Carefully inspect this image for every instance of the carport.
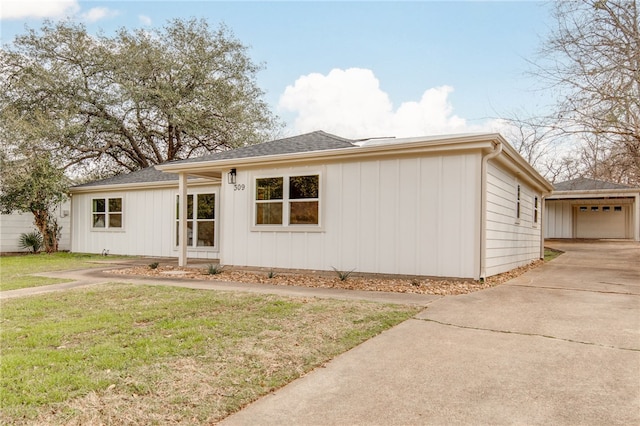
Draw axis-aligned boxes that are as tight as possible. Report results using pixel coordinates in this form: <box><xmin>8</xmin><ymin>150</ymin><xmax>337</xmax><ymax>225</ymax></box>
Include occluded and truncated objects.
<box><xmin>545</xmin><ymin>178</ymin><xmax>640</xmax><ymax>241</ymax></box>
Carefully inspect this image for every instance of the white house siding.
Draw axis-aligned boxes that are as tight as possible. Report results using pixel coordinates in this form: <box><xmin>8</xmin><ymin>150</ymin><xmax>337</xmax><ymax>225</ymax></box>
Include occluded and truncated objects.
<box><xmin>485</xmin><ymin>161</ymin><xmax>542</xmax><ymax>276</ymax></box>
<box><xmin>71</xmin><ymin>185</ymin><xmax>219</xmax><ymax>259</ymax></box>
<box><xmin>544</xmin><ymin>200</ymin><xmax>573</xmax><ymax>239</ymax></box>
<box><xmin>0</xmin><ymin>201</ymin><xmax>71</xmax><ymax>252</ymax></box>
<box><xmin>220</xmin><ymin>152</ymin><xmax>482</xmax><ymax>279</ymax></box>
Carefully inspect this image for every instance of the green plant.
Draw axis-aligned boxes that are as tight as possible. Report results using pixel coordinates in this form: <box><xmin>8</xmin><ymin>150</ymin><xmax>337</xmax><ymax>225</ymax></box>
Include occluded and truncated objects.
<box><xmin>148</xmin><ymin>262</ymin><xmax>159</xmax><ymax>269</ymax></box>
<box><xmin>18</xmin><ymin>231</ymin><xmax>43</xmax><ymax>253</ymax></box>
<box><xmin>332</xmin><ymin>267</ymin><xmax>355</xmax><ymax>281</ymax></box>
<box><xmin>267</xmin><ymin>269</ymin><xmax>277</xmax><ymax>279</ymax></box>
<box><xmin>207</xmin><ymin>264</ymin><xmax>224</xmax><ymax>275</ymax></box>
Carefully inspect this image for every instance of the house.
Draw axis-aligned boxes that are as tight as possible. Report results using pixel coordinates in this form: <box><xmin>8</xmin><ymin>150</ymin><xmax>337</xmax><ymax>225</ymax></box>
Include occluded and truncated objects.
<box><xmin>544</xmin><ymin>178</ymin><xmax>640</xmax><ymax>241</ymax></box>
<box><xmin>0</xmin><ymin>201</ymin><xmax>72</xmax><ymax>253</ymax></box>
<box><xmin>70</xmin><ymin>131</ymin><xmax>553</xmax><ymax>280</ymax></box>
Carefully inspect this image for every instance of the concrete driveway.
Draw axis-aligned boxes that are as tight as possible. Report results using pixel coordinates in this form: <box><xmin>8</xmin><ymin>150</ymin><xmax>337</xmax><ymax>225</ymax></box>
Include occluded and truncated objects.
<box><xmin>222</xmin><ymin>241</ymin><xmax>640</xmax><ymax>425</ymax></box>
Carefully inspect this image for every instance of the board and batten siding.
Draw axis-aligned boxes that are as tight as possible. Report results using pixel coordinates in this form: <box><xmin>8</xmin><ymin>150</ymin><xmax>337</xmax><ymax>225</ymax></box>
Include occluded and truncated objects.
<box><xmin>71</xmin><ymin>185</ymin><xmax>219</xmax><ymax>259</ymax></box>
<box><xmin>544</xmin><ymin>200</ymin><xmax>573</xmax><ymax>239</ymax></box>
<box><xmin>220</xmin><ymin>152</ymin><xmax>482</xmax><ymax>279</ymax></box>
<box><xmin>485</xmin><ymin>161</ymin><xmax>542</xmax><ymax>276</ymax></box>
<box><xmin>0</xmin><ymin>201</ymin><xmax>71</xmax><ymax>252</ymax></box>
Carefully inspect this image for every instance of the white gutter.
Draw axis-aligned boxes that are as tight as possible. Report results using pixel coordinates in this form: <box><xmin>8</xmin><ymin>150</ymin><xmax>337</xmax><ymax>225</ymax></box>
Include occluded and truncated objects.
<box><xmin>68</xmin><ymin>177</ymin><xmax>220</xmax><ymax>194</ymax></box>
<box><xmin>479</xmin><ymin>140</ymin><xmax>503</xmax><ymax>280</ymax></box>
<box><xmin>156</xmin><ymin>135</ymin><xmax>500</xmax><ymax>174</ymax></box>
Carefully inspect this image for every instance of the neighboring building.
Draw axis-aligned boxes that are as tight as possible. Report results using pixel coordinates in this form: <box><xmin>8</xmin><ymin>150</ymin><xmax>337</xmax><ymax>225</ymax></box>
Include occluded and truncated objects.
<box><xmin>0</xmin><ymin>201</ymin><xmax>72</xmax><ymax>253</ymax></box>
<box><xmin>70</xmin><ymin>131</ymin><xmax>553</xmax><ymax>280</ymax></box>
<box><xmin>544</xmin><ymin>178</ymin><xmax>640</xmax><ymax>241</ymax></box>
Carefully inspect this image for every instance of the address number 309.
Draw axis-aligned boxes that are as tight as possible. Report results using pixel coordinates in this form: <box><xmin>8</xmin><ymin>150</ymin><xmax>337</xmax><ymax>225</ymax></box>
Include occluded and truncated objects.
<box><xmin>233</xmin><ymin>184</ymin><xmax>245</xmax><ymax>191</ymax></box>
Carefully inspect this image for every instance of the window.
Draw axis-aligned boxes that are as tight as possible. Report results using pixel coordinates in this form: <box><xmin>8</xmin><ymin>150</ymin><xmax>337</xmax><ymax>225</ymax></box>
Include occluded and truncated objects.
<box><xmin>255</xmin><ymin>174</ymin><xmax>320</xmax><ymax>227</ymax></box>
<box><xmin>92</xmin><ymin>197</ymin><xmax>122</xmax><ymax>229</ymax></box>
<box><xmin>516</xmin><ymin>184</ymin><xmax>521</xmax><ymax>220</ymax></box>
<box><xmin>533</xmin><ymin>196</ymin><xmax>539</xmax><ymax>224</ymax></box>
<box><xmin>614</xmin><ymin>206</ymin><xmax>622</xmax><ymax>212</ymax></box>
<box><xmin>176</xmin><ymin>193</ymin><xmax>215</xmax><ymax>247</ymax></box>
<box><xmin>580</xmin><ymin>206</ymin><xmax>587</xmax><ymax>212</ymax></box>
<box><xmin>256</xmin><ymin>178</ymin><xmax>283</xmax><ymax>225</ymax></box>
<box><xmin>591</xmin><ymin>206</ymin><xmax>599</xmax><ymax>212</ymax></box>
<box><xmin>603</xmin><ymin>206</ymin><xmax>611</xmax><ymax>212</ymax></box>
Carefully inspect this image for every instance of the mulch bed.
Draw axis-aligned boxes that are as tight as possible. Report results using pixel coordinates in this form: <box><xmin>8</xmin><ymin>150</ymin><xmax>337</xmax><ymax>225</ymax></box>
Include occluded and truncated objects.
<box><xmin>109</xmin><ymin>260</ymin><xmax>543</xmax><ymax>296</ymax></box>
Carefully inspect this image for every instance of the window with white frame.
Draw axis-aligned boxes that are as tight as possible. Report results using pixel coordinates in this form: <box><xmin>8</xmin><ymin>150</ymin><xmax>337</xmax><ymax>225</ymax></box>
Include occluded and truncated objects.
<box><xmin>255</xmin><ymin>174</ymin><xmax>320</xmax><ymax>226</ymax></box>
<box><xmin>176</xmin><ymin>193</ymin><xmax>215</xmax><ymax>247</ymax></box>
<box><xmin>92</xmin><ymin>197</ymin><xmax>122</xmax><ymax>229</ymax></box>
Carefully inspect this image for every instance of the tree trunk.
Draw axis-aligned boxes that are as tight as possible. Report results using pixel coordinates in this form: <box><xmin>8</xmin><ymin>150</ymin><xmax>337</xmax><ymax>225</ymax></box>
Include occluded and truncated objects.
<box><xmin>32</xmin><ymin>209</ymin><xmax>56</xmax><ymax>253</ymax></box>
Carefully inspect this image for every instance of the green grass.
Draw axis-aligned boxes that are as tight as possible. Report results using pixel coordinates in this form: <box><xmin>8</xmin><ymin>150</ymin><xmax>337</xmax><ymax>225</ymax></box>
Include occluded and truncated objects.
<box><xmin>0</xmin><ymin>252</ymin><xmax>126</xmax><ymax>291</ymax></box>
<box><xmin>544</xmin><ymin>247</ymin><xmax>564</xmax><ymax>262</ymax></box>
<box><xmin>0</xmin><ymin>283</ymin><xmax>419</xmax><ymax>424</ymax></box>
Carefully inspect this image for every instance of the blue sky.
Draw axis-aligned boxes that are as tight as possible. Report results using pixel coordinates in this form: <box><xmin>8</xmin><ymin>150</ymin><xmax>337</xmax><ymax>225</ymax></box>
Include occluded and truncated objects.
<box><xmin>1</xmin><ymin>1</ymin><xmax>554</xmax><ymax>138</ymax></box>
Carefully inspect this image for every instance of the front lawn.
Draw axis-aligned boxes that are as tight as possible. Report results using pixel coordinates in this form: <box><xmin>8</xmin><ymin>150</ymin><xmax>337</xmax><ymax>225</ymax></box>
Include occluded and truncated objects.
<box><xmin>0</xmin><ymin>283</ymin><xmax>419</xmax><ymax>424</ymax></box>
<box><xmin>0</xmin><ymin>252</ymin><xmax>124</xmax><ymax>291</ymax></box>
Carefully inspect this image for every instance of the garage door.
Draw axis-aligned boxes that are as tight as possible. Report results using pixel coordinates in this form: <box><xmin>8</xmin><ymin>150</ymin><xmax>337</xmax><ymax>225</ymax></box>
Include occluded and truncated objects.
<box><xmin>576</xmin><ymin>205</ymin><xmax>628</xmax><ymax>239</ymax></box>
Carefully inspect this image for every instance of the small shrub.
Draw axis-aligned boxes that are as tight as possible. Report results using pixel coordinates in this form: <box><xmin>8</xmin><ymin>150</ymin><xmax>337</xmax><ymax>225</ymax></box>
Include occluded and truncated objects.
<box><xmin>207</xmin><ymin>264</ymin><xmax>224</xmax><ymax>275</ymax></box>
<box><xmin>148</xmin><ymin>262</ymin><xmax>159</xmax><ymax>269</ymax></box>
<box><xmin>332</xmin><ymin>266</ymin><xmax>355</xmax><ymax>281</ymax></box>
<box><xmin>18</xmin><ymin>231</ymin><xmax>43</xmax><ymax>253</ymax></box>
<box><xmin>411</xmin><ymin>279</ymin><xmax>421</xmax><ymax>287</ymax></box>
<box><xmin>267</xmin><ymin>269</ymin><xmax>277</xmax><ymax>279</ymax></box>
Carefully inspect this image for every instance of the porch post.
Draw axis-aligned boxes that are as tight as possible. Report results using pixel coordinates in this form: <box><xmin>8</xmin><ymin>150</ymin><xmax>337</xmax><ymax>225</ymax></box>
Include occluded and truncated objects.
<box><xmin>178</xmin><ymin>172</ymin><xmax>188</xmax><ymax>267</ymax></box>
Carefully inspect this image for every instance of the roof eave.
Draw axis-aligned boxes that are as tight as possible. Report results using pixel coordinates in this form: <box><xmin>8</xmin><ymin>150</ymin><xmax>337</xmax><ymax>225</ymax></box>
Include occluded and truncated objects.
<box><xmin>156</xmin><ymin>134</ymin><xmax>503</xmax><ymax>175</ymax></box>
<box><xmin>69</xmin><ymin>177</ymin><xmax>220</xmax><ymax>194</ymax></box>
<box><xmin>547</xmin><ymin>188</ymin><xmax>640</xmax><ymax>199</ymax></box>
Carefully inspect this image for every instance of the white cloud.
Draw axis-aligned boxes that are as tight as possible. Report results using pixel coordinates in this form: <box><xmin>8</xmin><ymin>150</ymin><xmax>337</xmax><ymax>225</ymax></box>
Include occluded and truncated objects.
<box><xmin>139</xmin><ymin>15</ymin><xmax>152</xmax><ymax>26</ymax></box>
<box><xmin>81</xmin><ymin>7</ymin><xmax>118</xmax><ymax>23</ymax></box>
<box><xmin>279</xmin><ymin>67</ymin><xmax>503</xmax><ymax>139</ymax></box>
<box><xmin>0</xmin><ymin>0</ymin><xmax>80</xmax><ymax>20</ymax></box>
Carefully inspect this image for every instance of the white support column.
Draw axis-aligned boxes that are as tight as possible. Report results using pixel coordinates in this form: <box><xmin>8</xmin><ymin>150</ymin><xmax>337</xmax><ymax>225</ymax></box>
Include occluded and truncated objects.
<box><xmin>635</xmin><ymin>192</ymin><xmax>640</xmax><ymax>242</ymax></box>
<box><xmin>178</xmin><ymin>172</ymin><xmax>188</xmax><ymax>267</ymax></box>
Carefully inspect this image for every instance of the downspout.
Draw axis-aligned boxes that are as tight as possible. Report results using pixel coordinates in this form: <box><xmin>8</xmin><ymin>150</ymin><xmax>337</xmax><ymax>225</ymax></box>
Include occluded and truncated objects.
<box><xmin>540</xmin><ymin>195</ymin><xmax>546</xmax><ymax>259</ymax></box>
<box><xmin>480</xmin><ymin>141</ymin><xmax>503</xmax><ymax>280</ymax></box>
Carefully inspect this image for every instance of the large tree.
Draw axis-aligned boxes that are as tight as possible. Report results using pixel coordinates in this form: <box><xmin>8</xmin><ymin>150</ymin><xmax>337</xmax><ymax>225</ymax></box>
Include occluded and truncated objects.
<box><xmin>0</xmin><ymin>18</ymin><xmax>281</xmax><ymax>176</ymax></box>
<box><xmin>525</xmin><ymin>0</ymin><xmax>640</xmax><ymax>185</ymax></box>
<box><xmin>0</xmin><ymin>149</ymin><xmax>68</xmax><ymax>253</ymax></box>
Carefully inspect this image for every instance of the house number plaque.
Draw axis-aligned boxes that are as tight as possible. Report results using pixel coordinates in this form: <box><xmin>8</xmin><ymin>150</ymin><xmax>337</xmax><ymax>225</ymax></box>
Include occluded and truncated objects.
<box><xmin>233</xmin><ymin>184</ymin><xmax>245</xmax><ymax>191</ymax></box>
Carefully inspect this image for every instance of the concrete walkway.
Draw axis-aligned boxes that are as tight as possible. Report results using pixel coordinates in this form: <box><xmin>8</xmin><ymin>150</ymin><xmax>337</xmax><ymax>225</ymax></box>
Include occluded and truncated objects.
<box><xmin>221</xmin><ymin>241</ymin><xmax>640</xmax><ymax>425</ymax></box>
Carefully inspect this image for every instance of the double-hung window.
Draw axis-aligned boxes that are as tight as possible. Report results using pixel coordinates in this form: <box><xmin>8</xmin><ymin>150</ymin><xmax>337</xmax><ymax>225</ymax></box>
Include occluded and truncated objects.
<box><xmin>92</xmin><ymin>197</ymin><xmax>122</xmax><ymax>229</ymax></box>
<box><xmin>176</xmin><ymin>193</ymin><xmax>216</xmax><ymax>247</ymax></box>
<box><xmin>255</xmin><ymin>174</ymin><xmax>320</xmax><ymax>227</ymax></box>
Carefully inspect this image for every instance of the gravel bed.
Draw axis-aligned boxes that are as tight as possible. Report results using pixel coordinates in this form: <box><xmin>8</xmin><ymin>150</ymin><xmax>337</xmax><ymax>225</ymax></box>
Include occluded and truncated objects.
<box><xmin>109</xmin><ymin>260</ymin><xmax>543</xmax><ymax>296</ymax></box>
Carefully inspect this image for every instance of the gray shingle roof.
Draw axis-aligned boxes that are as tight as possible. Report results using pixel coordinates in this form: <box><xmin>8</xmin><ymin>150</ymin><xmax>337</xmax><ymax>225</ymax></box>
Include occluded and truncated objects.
<box><xmin>72</xmin><ymin>131</ymin><xmax>355</xmax><ymax>188</ymax></box>
<box><xmin>554</xmin><ymin>178</ymin><xmax>633</xmax><ymax>191</ymax></box>
<box><xmin>166</xmin><ymin>130</ymin><xmax>355</xmax><ymax>165</ymax></box>
<box><xmin>72</xmin><ymin>166</ymin><xmax>178</xmax><ymax>188</ymax></box>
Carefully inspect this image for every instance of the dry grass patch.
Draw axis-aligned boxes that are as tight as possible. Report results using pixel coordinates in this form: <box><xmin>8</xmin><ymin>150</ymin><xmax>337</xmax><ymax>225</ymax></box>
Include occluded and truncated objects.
<box><xmin>1</xmin><ymin>283</ymin><xmax>418</xmax><ymax>425</ymax></box>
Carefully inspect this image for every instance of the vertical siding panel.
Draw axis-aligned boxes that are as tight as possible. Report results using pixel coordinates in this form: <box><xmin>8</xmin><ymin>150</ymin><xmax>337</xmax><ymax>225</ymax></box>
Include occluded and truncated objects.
<box><xmin>357</xmin><ymin>161</ymin><xmax>378</xmax><ymax>273</ymax></box>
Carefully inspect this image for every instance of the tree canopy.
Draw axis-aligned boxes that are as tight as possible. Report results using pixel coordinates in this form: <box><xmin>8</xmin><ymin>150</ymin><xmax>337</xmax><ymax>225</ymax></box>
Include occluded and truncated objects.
<box><xmin>521</xmin><ymin>0</ymin><xmax>640</xmax><ymax>184</ymax></box>
<box><xmin>0</xmin><ymin>18</ymin><xmax>281</xmax><ymax>177</ymax></box>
